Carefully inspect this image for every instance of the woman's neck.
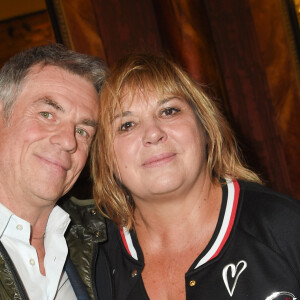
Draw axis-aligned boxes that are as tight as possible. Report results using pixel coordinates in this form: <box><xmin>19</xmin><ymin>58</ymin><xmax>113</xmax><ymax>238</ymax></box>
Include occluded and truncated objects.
<box><xmin>133</xmin><ymin>179</ymin><xmax>222</xmax><ymax>248</ymax></box>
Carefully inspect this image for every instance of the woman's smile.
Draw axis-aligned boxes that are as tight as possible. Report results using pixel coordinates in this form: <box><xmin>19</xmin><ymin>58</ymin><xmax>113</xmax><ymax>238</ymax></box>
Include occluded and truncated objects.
<box><xmin>142</xmin><ymin>152</ymin><xmax>177</xmax><ymax>168</ymax></box>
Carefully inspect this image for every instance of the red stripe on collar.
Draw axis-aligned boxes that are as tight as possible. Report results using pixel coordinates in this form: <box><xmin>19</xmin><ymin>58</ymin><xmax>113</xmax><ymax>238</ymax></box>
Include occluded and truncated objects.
<box><xmin>210</xmin><ymin>180</ymin><xmax>240</xmax><ymax>260</ymax></box>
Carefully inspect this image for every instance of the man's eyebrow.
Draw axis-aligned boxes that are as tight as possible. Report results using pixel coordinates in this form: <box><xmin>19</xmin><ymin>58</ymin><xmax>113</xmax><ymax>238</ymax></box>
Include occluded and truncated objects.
<box><xmin>37</xmin><ymin>97</ymin><xmax>98</xmax><ymax>128</ymax></box>
<box><xmin>37</xmin><ymin>97</ymin><xmax>65</xmax><ymax>112</ymax></box>
<box><xmin>81</xmin><ymin>119</ymin><xmax>98</xmax><ymax>129</ymax></box>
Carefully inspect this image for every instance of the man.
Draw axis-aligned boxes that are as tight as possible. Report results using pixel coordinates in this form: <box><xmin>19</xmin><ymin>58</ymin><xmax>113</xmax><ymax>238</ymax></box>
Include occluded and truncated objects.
<box><xmin>0</xmin><ymin>44</ymin><xmax>106</xmax><ymax>299</ymax></box>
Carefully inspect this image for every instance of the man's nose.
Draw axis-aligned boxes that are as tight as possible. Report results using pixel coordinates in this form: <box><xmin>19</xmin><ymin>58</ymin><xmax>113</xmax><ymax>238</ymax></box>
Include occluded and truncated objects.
<box><xmin>50</xmin><ymin>125</ymin><xmax>77</xmax><ymax>153</ymax></box>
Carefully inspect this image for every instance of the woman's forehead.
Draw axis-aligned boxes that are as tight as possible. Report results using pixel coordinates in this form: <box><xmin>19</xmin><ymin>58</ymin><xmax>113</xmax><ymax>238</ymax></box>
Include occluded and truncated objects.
<box><xmin>119</xmin><ymin>86</ymin><xmax>185</xmax><ymax>107</ymax></box>
<box><xmin>118</xmin><ymin>88</ymin><xmax>153</xmax><ymax>108</ymax></box>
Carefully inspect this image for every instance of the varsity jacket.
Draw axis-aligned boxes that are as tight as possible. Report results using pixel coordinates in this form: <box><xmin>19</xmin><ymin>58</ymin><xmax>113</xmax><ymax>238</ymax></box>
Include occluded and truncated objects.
<box><xmin>0</xmin><ymin>197</ymin><xmax>107</xmax><ymax>300</ymax></box>
<box><xmin>95</xmin><ymin>180</ymin><xmax>300</xmax><ymax>300</ymax></box>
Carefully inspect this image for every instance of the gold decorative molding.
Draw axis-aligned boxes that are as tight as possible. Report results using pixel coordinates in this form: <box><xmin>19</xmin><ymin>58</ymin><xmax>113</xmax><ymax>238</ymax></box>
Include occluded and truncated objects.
<box><xmin>294</xmin><ymin>0</ymin><xmax>300</xmax><ymax>25</ymax></box>
<box><xmin>46</xmin><ymin>0</ymin><xmax>106</xmax><ymax>58</ymax></box>
<box><xmin>50</xmin><ymin>0</ymin><xmax>74</xmax><ymax>49</ymax></box>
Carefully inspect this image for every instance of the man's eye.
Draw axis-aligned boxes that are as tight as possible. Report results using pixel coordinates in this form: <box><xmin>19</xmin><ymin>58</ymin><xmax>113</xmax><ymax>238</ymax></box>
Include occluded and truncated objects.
<box><xmin>40</xmin><ymin>112</ymin><xmax>53</xmax><ymax>119</ymax></box>
<box><xmin>161</xmin><ymin>107</ymin><xmax>180</xmax><ymax>116</ymax></box>
<box><xmin>76</xmin><ymin>128</ymin><xmax>88</xmax><ymax>137</ymax></box>
<box><xmin>120</xmin><ymin>121</ymin><xmax>134</xmax><ymax>131</ymax></box>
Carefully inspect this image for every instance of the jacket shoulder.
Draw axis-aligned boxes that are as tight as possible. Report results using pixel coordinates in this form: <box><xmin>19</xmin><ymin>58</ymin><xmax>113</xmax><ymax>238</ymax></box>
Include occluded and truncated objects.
<box><xmin>237</xmin><ymin>181</ymin><xmax>300</xmax><ymax>276</ymax></box>
<box><xmin>60</xmin><ymin>197</ymin><xmax>107</xmax><ymax>300</ymax></box>
<box><xmin>61</xmin><ymin>196</ymin><xmax>107</xmax><ymax>243</ymax></box>
<box><xmin>238</xmin><ymin>181</ymin><xmax>300</xmax><ymax>223</ymax></box>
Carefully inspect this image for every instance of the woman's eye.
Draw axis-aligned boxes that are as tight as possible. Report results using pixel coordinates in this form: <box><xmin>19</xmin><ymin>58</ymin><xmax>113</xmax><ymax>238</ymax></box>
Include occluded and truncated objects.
<box><xmin>120</xmin><ymin>121</ymin><xmax>134</xmax><ymax>131</ymax></box>
<box><xmin>40</xmin><ymin>112</ymin><xmax>53</xmax><ymax>119</ymax></box>
<box><xmin>76</xmin><ymin>128</ymin><xmax>88</xmax><ymax>137</ymax></box>
<box><xmin>161</xmin><ymin>107</ymin><xmax>180</xmax><ymax>116</ymax></box>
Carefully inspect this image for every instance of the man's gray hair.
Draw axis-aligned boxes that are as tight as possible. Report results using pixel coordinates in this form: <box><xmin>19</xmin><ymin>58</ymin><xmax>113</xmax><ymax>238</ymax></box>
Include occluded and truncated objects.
<box><xmin>0</xmin><ymin>43</ymin><xmax>107</xmax><ymax>119</ymax></box>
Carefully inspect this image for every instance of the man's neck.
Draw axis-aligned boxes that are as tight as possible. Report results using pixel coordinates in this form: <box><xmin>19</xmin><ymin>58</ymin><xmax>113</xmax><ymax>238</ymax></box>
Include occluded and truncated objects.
<box><xmin>0</xmin><ymin>188</ymin><xmax>55</xmax><ymax>225</ymax></box>
<box><xmin>0</xmin><ymin>189</ymin><xmax>56</xmax><ymax>267</ymax></box>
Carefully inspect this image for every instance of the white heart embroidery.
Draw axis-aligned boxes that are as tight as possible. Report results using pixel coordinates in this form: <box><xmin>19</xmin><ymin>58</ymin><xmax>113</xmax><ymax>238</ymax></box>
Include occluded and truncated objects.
<box><xmin>222</xmin><ymin>260</ymin><xmax>247</xmax><ymax>297</ymax></box>
<box><xmin>265</xmin><ymin>291</ymin><xmax>297</xmax><ymax>300</ymax></box>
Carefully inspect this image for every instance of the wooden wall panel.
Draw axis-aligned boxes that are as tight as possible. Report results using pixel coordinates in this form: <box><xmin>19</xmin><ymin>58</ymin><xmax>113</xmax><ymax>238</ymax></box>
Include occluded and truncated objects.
<box><xmin>152</xmin><ymin>1</ymin><xmax>218</xmax><ymax>83</ymax></box>
<box><xmin>90</xmin><ymin>0</ymin><xmax>163</xmax><ymax>65</ymax></box>
<box><xmin>45</xmin><ymin>0</ymin><xmax>299</xmax><ymax>199</ymax></box>
<box><xmin>47</xmin><ymin>0</ymin><xmax>105</xmax><ymax>58</ymax></box>
<box><xmin>0</xmin><ymin>11</ymin><xmax>55</xmax><ymax>68</ymax></box>
<box><xmin>202</xmin><ymin>0</ymin><xmax>293</xmax><ymax>194</ymax></box>
<box><xmin>152</xmin><ymin>0</ymin><xmax>230</xmax><ymax>115</ymax></box>
<box><xmin>250</xmin><ymin>0</ymin><xmax>300</xmax><ymax>198</ymax></box>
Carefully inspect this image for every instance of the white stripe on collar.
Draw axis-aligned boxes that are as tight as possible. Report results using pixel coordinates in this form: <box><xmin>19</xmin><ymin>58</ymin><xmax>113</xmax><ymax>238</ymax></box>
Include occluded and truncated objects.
<box><xmin>194</xmin><ymin>179</ymin><xmax>240</xmax><ymax>268</ymax></box>
<box><xmin>120</xmin><ymin>226</ymin><xmax>138</xmax><ymax>260</ymax></box>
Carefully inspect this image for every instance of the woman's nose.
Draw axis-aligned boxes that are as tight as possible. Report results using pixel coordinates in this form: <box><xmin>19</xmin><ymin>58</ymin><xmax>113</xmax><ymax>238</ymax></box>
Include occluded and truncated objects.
<box><xmin>142</xmin><ymin>121</ymin><xmax>167</xmax><ymax>146</ymax></box>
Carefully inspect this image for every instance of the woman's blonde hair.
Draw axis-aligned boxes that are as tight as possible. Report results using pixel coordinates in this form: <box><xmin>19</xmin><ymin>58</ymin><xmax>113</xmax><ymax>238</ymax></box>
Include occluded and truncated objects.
<box><xmin>91</xmin><ymin>53</ymin><xmax>261</xmax><ymax>229</ymax></box>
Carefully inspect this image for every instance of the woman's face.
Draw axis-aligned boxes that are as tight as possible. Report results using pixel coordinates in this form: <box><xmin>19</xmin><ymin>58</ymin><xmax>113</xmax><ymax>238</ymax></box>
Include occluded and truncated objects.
<box><xmin>112</xmin><ymin>90</ymin><xmax>208</xmax><ymax>202</ymax></box>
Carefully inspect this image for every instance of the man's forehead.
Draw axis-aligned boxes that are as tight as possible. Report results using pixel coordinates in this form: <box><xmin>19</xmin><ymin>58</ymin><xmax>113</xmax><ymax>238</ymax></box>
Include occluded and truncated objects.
<box><xmin>16</xmin><ymin>65</ymin><xmax>98</xmax><ymax>110</ymax></box>
<box><xmin>26</xmin><ymin>64</ymin><xmax>69</xmax><ymax>80</ymax></box>
<box><xmin>22</xmin><ymin>65</ymin><xmax>97</xmax><ymax>99</ymax></box>
<box><xmin>26</xmin><ymin>64</ymin><xmax>93</xmax><ymax>87</ymax></box>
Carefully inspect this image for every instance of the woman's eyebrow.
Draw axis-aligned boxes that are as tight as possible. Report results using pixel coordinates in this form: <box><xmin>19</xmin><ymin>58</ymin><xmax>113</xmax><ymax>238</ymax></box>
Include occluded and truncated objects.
<box><xmin>112</xmin><ymin>97</ymin><xmax>181</xmax><ymax>121</ymax></box>
<box><xmin>157</xmin><ymin>97</ymin><xmax>182</xmax><ymax>106</ymax></box>
<box><xmin>158</xmin><ymin>98</ymin><xmax>171</xmax><ymax>105</ymax></box>
<box><xmin>113</xmin><ymin>110</ymin><xmax>132</xmax><ymax>121</ymax></box>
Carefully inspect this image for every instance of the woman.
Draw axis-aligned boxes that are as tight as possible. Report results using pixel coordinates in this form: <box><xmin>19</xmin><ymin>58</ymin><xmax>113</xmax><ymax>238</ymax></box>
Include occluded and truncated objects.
<box><xmin>91</xmin><ymin>54</ymin><xmax>300</xmax><ymax>300</ymax></box>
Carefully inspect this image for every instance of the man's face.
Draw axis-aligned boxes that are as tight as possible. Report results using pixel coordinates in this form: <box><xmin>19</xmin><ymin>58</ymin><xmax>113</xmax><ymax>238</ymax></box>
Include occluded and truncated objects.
<box><xmin>0</xmin><ymin>65</ymin><xmax>99</xmax><ymax>210</ymax></box>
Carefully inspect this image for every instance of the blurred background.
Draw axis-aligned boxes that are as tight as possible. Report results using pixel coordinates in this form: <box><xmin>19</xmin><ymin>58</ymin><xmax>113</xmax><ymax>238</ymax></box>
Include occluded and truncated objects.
<box><xmin>0</xmin><ymin>0</ymin><xmax>299</xmax><ymax>200</ymax></box>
